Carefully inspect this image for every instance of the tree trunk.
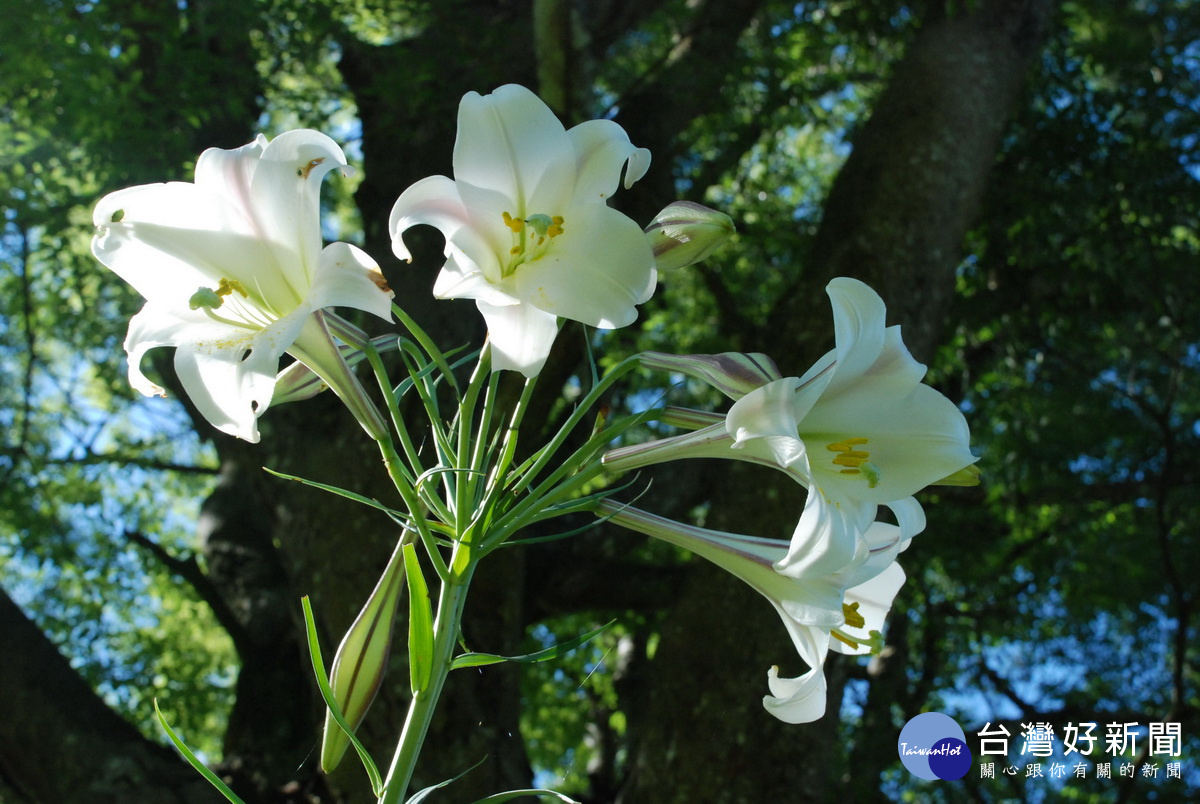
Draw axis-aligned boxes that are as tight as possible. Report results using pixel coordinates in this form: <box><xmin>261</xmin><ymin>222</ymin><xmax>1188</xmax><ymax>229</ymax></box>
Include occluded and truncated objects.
<box><xmin>0</xmin><ymin>588</ymin><xmax>218</xmax><ymax>803</ymax></box>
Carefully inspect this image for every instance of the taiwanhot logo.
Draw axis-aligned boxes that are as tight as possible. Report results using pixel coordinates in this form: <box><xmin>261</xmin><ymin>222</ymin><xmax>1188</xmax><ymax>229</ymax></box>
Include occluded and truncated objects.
<box><xmin>897</xmin><ymin>712</ymin><xmax>973</xmax><ymax>780</ymax></box>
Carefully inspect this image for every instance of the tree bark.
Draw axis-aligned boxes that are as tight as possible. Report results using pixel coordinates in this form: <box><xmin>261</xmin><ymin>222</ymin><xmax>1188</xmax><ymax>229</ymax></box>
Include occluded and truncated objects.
<box><xmin>0</xmin><ymin>588</ymin><xmax>217</xmax><ymax>803</ymax></box>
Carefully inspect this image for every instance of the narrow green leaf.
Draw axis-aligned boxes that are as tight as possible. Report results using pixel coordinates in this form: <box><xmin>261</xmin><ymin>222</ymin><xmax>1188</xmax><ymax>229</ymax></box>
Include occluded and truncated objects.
<box><xmin>263</xmin><ymin>468</ymin><xmax>406</xmax><ymax>519</ymax></box>
<box><xmin>154</xmin><ymin>699</ymin><xmax>247</xmax><ymax>804</ymax></box>
<box><xmin>450</xmin><ymin>620</ymin><xmax>616</xmax><ymax>670</ymax></box>
<box><xmin>402</xmin><ymin>756</ymin><xmax>487</xmax><ymax>804</ymax></box>
<box><xmin>300</xmin><ymin>596</ymin><xmax>384</xmax><ymax>795</ymax></box>
<box><xmin>403</xmin><ymin>543</ymin><xmax>434</xmax><ymax>694</ymax></box>
<box><xmin>474</xmin><ymin>788</ymin><xmax>581</xmax><ymax>803</ymax></box>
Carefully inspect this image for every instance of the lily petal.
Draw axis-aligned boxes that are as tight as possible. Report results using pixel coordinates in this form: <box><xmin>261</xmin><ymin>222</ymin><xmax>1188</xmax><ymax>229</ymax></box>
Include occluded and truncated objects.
<box><xmin>453</xmin><ymin>84</ymin><xmax>575</xmax><ymax>207</ymax></box>
<box><xmin>476</xmin><ymin>299</ymin><xmax>561</xmax><ymax>376</ymax></box>
<box><xmin>826</xmin><ymin>277</ymin><xmax>889</xmax><ymax>382</ymax></box>
<box><xmin>171</xmin><ymin>303</ymin><xmax>313</xmax><ymax>442</ymax></box>
<box><xmin>511</xmin><ymin>203</ymin><xmax>656</xmax><ymax>328</ymax></box>
<box><xmin>309</xmin><ymin>242</ymin><xmax>394</xmax><ymax>322</ymax></box>
<box><xmin>727</xmin><ymin>378</ymin><xmax>809</xmax><ymax>466</ymax></box>
<box><xmin>764</xmin><ymin>658</ymin><xmax>829</xmax><ymax>724</ymax></box>
<box><xmin>773</xmin><ymin>490</ymin><xmax>872</xmax><ymax>580</ymax></box>
<box><xmin>568</xmin><ymin>118</ymin><xmax>651</xmax><ymax>198</ymax></box>
<box><xmin>389</xmin><ymin>175</ymin><xmax>470</xmax><ymax>261</ymax></box>
<box><xmin>93</xmin><ymin>183</ymin><xmax>293</xmax><ymax>310</ymax></box>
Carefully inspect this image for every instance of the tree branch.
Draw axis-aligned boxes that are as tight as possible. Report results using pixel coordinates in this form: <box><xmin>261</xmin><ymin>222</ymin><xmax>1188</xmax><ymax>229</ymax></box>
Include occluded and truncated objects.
<box><xmin>0</xmin><ymin>587</ymin><xmax>215</xmax><ymax>803</ymax></box>
<box><xmin>124</xmin><ymin>530</ymin><xmax>249</xmax><ymax>655</ymax></box>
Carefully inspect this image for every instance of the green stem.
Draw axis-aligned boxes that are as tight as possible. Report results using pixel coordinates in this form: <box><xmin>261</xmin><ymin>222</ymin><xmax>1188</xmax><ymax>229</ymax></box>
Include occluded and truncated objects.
<box><xmin>378</xmin><ymin>558</ymin><xmax>475</xmax><ymax>804</ymax></box>
<box><xmin>508</xmin><ymin>354</ymin><xmax>640</xmax><ymax>496</ymax></box>
<box><xmin>392</xmin><ymin>302</ymin><xmax>460</xmax><ymax>395</ymax></box>
<box><xmin>454</xmin><ymin>349</ymin><xmax>491</xmax><ymax>535</ymax></box>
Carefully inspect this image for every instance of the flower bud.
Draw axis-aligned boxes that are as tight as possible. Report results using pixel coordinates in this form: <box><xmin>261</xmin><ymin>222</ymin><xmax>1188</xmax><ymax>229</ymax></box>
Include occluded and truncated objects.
<box><xmin>271</xmin><ymin>359</ymin><xmax>330</xmax><ymax>405</ymax></box>
<box><xmin>320</xmin><ymin>539</ymin><xmax>407</xmax><ymax>773</ymax></box>
<box><xmin>641</xmin><ymin>350</ymin><xmax>782</xmax><ymax>400</ymax></box>
<box><xmin>644</xmin><ymin>200</ymin><xmax>735</xmax><ymax>270</ymax></box>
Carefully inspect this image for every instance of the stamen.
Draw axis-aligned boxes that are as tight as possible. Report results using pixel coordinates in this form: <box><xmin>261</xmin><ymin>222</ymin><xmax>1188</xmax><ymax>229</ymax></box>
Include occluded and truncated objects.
<box><xmin>831</xmin><ymin>630</ymin><xmax>858</xmax><ymax>649</ymax></box>
<box><xmin>842</xmin><ymin>602</ymin><xmax>865</xmax><ymax>629</ymax></box>
<box><xmin>500</xmin><ymin>210</ymin><xmax>566</xmax><ymax>277</ymax></box>
<box><xmin>825</xmin><ymin>437</ymin><xmax>880</xmax><ymax>487</ymax></box>
<box><xmin>830</xmin><ymin>622</ymin><xmax>885</xmax><ymax>654</ymax></box>
<box><xmin>216</xmin><ymin>278</ymin><xmax>248</xmax><ymax>298</ymax></box>
<box><xmin>298</xmin><ymin>158</ymin><xmax>325</xmax><ymax>179</ymax></box>
<box><xmin>502</xmin><ymin>211</ymin><xmax>525</xmax><ymax>233</ymax></box>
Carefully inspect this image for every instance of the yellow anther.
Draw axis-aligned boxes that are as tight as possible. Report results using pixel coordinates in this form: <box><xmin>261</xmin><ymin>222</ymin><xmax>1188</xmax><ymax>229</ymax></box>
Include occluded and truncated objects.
<box><xmin>299</xmin><ymin>158</ymin><xmax>325</xmax><ymax>179</ymax></box>
<box><xmin>510</xmin><ymin>246</ymin><xmax>521</xmax><ymax>255</ymax></box>
<box><xmin>826</xmin><ymin>437</ymin><xmax>879</xmax><ymax>487</ymax></box>
<box><xmin>548</xmin><ymin>215</ymin><xmax>565</xmax><ymax>237</ymax></box>
<box><xmin>842</xmin><ymin>602</ymin><xmax>866</xmax><ymax>629</ymax></box>
<box><xmin>216</xmin><ymin>278</ymin><xmax>248</xmax><ymax>297</ymax></box>
<box><xmin>502</xmin><ymin>211</ymin><xmax>525</xmax><ymax>233</ymax></box>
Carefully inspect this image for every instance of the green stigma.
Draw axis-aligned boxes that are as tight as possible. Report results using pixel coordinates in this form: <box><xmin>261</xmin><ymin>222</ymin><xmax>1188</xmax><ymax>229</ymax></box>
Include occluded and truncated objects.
<box><xmin>188</xmin><ymin>287</ymin><xmax>223</xmax><ymax>310</ymax></box>
<box><xmin>500</xmin><ymin>210</ymin><xmax>566</xmax><ymax>277</ymax></box>
<box><xmin>188</xmin><ymin>278</ymin><xmax>248</xmax><ymax>310</ymax></box>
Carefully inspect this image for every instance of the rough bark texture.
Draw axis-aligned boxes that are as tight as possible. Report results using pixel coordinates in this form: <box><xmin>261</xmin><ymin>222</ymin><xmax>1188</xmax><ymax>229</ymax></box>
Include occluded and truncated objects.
<box><xmin>782</xmin><ymin>0</ymin><xmax>1055</xmax><ymax>362</ymax></box>
<box><xmin>0</xmin><ymin>589</ymin><xmax>217</xmax><ymax>803</ymax></box>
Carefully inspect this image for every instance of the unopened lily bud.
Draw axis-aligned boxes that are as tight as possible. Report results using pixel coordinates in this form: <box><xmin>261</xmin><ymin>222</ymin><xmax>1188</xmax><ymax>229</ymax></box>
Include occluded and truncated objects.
<box><xmin>272</xmin><ymin>359</ymin><xmax>330</xmax><ymax>405</ymax></box>
<box><xmin>641</xmin><ymin>350</ymin><xmax>782</xmax><ymax>400</ymax></box>
<box><xmin>273</xmin><ymin>331</ymin><xmax>402</xmax><ymax>407</ymax></box>
<box><xmin>644</xmin><ymin>200</ymin><xmax>735</xmax><ymax>270</ymax></box>
<box><xmin>320</xmin><ymin>539</ymin><xmax>407</xmax><ymax>773</ymax></box>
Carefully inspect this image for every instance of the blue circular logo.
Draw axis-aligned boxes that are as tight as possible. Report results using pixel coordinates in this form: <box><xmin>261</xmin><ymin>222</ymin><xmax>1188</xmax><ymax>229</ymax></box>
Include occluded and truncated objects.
<box><xmin>897</xmin><ymin>712</ymin><xmax>972</xmax><ymax>780</ymax></box>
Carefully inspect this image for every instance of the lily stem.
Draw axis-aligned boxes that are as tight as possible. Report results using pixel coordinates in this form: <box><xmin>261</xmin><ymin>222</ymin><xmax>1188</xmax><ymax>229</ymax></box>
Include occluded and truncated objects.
<box><xmin>378</xmin><ymin>556</ymin><xmax>475</xmax><ymax>804</ymax></box>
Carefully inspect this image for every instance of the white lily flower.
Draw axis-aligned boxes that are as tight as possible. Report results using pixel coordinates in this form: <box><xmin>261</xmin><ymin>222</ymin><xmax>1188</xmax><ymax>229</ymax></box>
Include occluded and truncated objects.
<box><xmin>605</xmin><ymin>277</ymin><xmax>976</xmax><ymax>576</ymax></box>
<box><xmin>389</xmin><ymin>84</ymin><xmax>657</xmax><ymax>377</ymax></box>
<box><xmin>597</xmin><ymin>500</ymin><xmax>910</xmax><ymax>723</ymax></box>
<box><xmin>725</xmin><ymin>277</ymin><xmax>976</xmax><ymax>575</ymax></box>
<box><xmin>92</xmin><ymin>130</ymin><xmax>394</xmax><ymax>442</ymax></box>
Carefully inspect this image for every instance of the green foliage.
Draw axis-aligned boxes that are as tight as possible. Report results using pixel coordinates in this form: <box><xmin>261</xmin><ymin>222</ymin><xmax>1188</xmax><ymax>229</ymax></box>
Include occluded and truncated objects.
<box><xmin>519</xmin><ymin>614</ymin><xmax>637</xmax><ymax>795</ymax></box>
